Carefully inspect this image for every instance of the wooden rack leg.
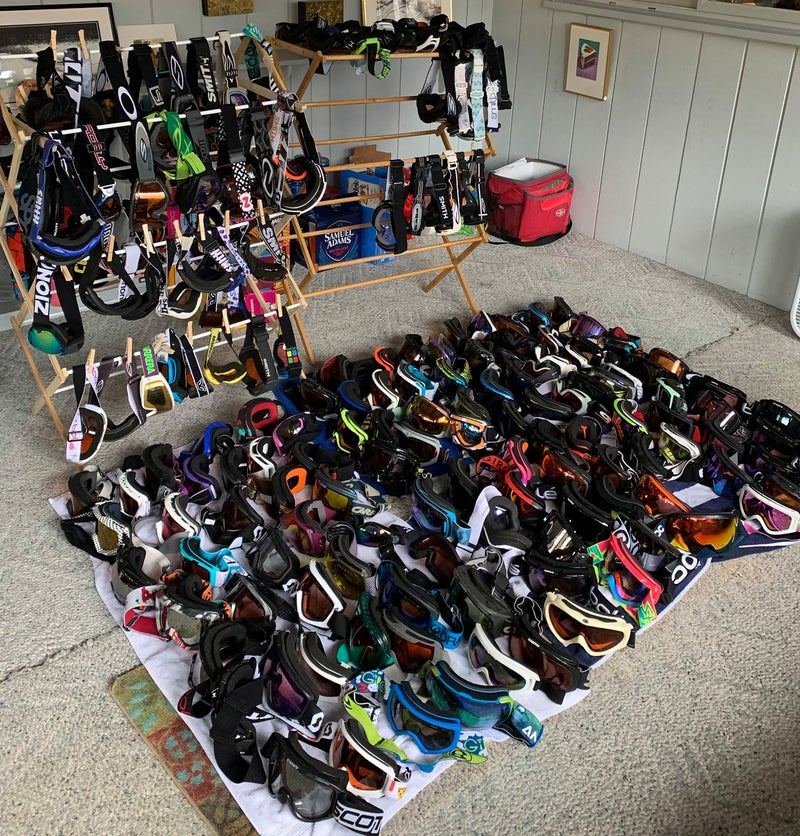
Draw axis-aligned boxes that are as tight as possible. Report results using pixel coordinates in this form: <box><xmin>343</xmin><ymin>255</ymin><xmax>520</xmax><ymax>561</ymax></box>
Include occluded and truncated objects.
<box><xmin>10</xmin><ymin>308</ymin><xmax>68</xmax><ymax>440</ymax></box>
<box><xmin>422</xmin><ymin>227</ymin><xmax>487</xmax><ymax>314</ymax></box>
<box><xmin>291</xmin><ymin>215</ymin><xmax>319</xmax><ymax>293</ymax></box>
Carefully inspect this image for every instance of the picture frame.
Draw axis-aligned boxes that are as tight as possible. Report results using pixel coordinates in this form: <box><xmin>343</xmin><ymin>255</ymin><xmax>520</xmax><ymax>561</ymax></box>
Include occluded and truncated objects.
<box><xmin>0</xmin><ymin>4</ymin><xmax>117</xmax><ymax>105</ymax></box>
<box><xmin>564</xmin><ymin>23</ymin><xmax>613</xmax><ymax>101</ymax></box>
<box><xmin>361</xmin><ymin>1</ymin><xmax>453</xmax><ymax>27</ymax></box>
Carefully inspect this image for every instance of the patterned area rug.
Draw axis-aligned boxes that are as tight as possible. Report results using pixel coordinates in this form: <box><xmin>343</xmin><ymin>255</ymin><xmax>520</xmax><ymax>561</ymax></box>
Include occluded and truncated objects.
<box><xmin>110</xmin><ymin>666</ymin><xmax>257</xmax><ymax>836</ymax></box>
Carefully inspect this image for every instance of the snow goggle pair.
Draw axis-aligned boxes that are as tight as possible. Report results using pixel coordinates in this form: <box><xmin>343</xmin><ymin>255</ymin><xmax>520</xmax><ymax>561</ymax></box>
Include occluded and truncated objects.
<box><xmin>590</xmin><ymin>534</ymin><xmax>662</xmax><ymax>627</ymax></box>
<box><xmin>329</xmin><ymin>718</ymin><xmax>409</xmax><ymax>799</ymax></box>
<box><xmin>262</xmin><ymin>630</ymin><xmax>325</xmax><ymax>734</ymax></box>
<box><xmin>543</xmin><ymin>591</ymin><xmax>633</xmax><ymax>657</ymax></box>
<box><xmin>508</xmin><ymin>616</ymin><xmax>591</xmax><ymax>704</ymax></box>
<box><xmin>738</xmin><ymin>473</ymin><xmax>800</xmax><ymax>536</ymax></box>
<box><xmin>422</xmin><ymin>660</ymin><xmax>544</xmax><ymax>748</ymax></box>
<box><xmin>411</xmin><ymin>474</ymin><xmax>472</xmax><ymax>546</ymax></box>
<box><xmin>263</xmin><ymin>730</ymin><xmax>383</xmax><ymax>830</ymax></box>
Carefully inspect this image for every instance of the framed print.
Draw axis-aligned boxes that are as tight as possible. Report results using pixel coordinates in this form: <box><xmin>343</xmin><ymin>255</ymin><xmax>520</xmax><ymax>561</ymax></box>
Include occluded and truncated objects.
<box><xmin>0</xmin><ymin>4</ymin><xmax>117</xmax><ymax>105</ymax></box>
<box><xmin>362</xmin><ymin>1</ymin><xmax>453</xmax><ymax>26</ymax></box>
<box><xmin>564</xmin><ymin>23</ymin><xmax>613</xmax><ymax>101</ymax></box>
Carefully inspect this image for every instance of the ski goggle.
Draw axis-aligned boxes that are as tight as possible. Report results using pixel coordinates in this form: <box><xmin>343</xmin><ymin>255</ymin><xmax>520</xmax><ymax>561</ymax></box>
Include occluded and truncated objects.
<box><xmin>333</xmin><ymin>408</ymin><xmax>369</xmax><ymax>453</ymax></box>
<box><xmin>539</xmin><ymin>448</ymin><xmax>591</xmax><ymax>496</ymax></box>
<box><xmin>381</xmin><ymin>605</ymin><xmax>445</xmax><ymax>674</ymax></box>
<box><xmin>634</xmin><ymin>473</ymin><xmax>691</xmax><ymax>517</ymax></box>
<box><xmin>262</xmin><ymin>630</ymin><xmax>325</xmax><ymax>732</ymax></box>
<box><xmin>450</xmin><ymin>413</ymin><xmax>500</xmax><ymax>451</ymax></box>
<box><xmin>467</xmin><ymin>622</ymin><xmax>539</xmax><ymax>694</ymax></box>
<box><xmin>298</xmin><ymin>377</ymin><xmax>341</xmax><ymax>416</ymax></box>
<box><xmin>749</xmin><ymin>399</ymin><xmax>800</xmax><ymax>447</ymax></box>
<box><xmin>272</xmin><ymin>413</ymin><xmax>324</xmax><ymax>456</ymax></box>
<box><xmin>313</xmin><ymin>470</ymin><xmax>386</xmax><ymax>518</ymax></box>
<box><xmin>329</xmin><ymin>719</ymin><xmax>409</xmax><ymax>799</ymax></box>
<box><xmin>703</xmin><ymin>446</ymin><xmax>752</xmax><ymax>498</ymax></box>
<box><xmin>449</xmin><ymin>563</ymin><xmax>514</xmax><ymax>637</ymax></box>
<box><xmin>508</xmin><ymin>617</ymin><xmax>591</xmax><ymax>702</ymax></box>
<box><xmin>592</xmin><ymin>534</ymin><xmax>662</xmax><ymax>625</ymax></box>
<box><xmin>422</xmin><ymin>660</ymin><xmax>544</xmax><ymax>747</ymax></box>
<box><xmin>378</xmin><ymin>560</ymin><xmax>462</xmax><ymax>650</ymax></box>
<box><xmin>179</xmin><ymin>536</ymin><xmax>241</xmax><ymax>590</ymax></box>
<box><xmin>648</xmin><ymin>346</ymin><xmax>689</xmax><ymax>379</ymax></box>
<box><xmin>358</xmin><ymin>439</ymin><xmax>420</xmax><ymax>496</ymax></box>
<box><xmin>663</xmin><ymin>511</ymin><xmax>740</xmax><ymax>553</ymax></box>
<box><xmin>295</xmin><ymin>559</ymin><xmax>349</xmax><ymax>633</ymax></box>
<box><xmin>336</xmin><ymin>592</ymin><xmax>394</xmax><ymax>672</ymax></box>
<box><xmin>521</xmin><ymin>551</ymin><xmax>595</xmax><ymax>599</ymax></box>
<box><xmin>368</xmin><ymin>368</ymin><xmax>401</xmax><ymax>410</ymax></box>
<box><xmin>297</xmin><ymin>630</ymin><xmax>352</xmax><ymax>702</ymax></box>
<box><xmin>571</xmin><ymin>312</ymin><xmax>606</xmax><ymax>339</ymax></box>
<box><xmin>394</xmin><ymin>421</ymin><xmax>446</xmax><ymax>467</ymax></box>
<box><xmin>658</xmin><ymin>422</ymin><xmax>703</xmax><ymax>466</ymax></box>
<box><xmin>263</xmin><ymin>731</ymin><xmax>362</xmax><ymax>824</ymax></box>
<box><xmin>543</xmin><ymin>591</ymin><xmax>633</xmax><ymax>656</ymax></box>
<box><xmin>406</xmin><ymin>531</ymin><xmax>461</xmax><ymax>585</ymax></box>
<box><xmin>386</xmin><ymin>680</ymin><xmax>461</xmax><ymax>755</ymax></box>
<box><xmin>411</xmin><ymin>476</ymin><xmax>472</xmax><ymax>546</ymax></box>
<box><xmin>245</xmin><ymin>528</ymin><xmax>301</xmax><ymax>591</ymax></box>
<box><xmin>130</xmin><ymin>178</ymin><xmax>170</xmax><ymax>235</ymax></box>
<box><xmin>404</xmin><ymin>395</ymin><xmax>451</xmax><ymax>437</ymax></box>
<box><xmin>738</xmin><ymin>475</ymin><xmax>800</xmax><ymax>536</ymax></box>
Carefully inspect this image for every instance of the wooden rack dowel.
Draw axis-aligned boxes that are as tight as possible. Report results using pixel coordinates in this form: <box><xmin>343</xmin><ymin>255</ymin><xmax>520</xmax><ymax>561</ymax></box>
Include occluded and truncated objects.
<box><xmin>300</xmin><ymin>95</ymin><xmax>420</xmax><ymax>109</ymax></box>
<box><xmin>303</xmin><ymin>262</ymin><xmax>463</xmax><ymax>298</ymax></box>
<box><xmin>268</xmin><ymin>38</ymin><xmax>441</xmax><ymax>62</ymax></box>
<box><xmin>305</xmin><ymin>234</ymin><xmax>484</xmax><ymax>275</ymax></box>
<box><xmin>313</xmin><ymin>193</ymin><xmax>382</xmax><ymax>208</ymax></box>
<box><xmin>292</xmin><ymin>128</ymin><xmax>439</xmax><ymax>148</ymax></box>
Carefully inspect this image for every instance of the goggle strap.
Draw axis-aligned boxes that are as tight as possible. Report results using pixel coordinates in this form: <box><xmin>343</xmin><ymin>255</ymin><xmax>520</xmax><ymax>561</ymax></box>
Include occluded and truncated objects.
<box><xmin>209</xmin><ymin>677</ymin><xmax>266</xmax><ymax>784</ymax></box>
<box><xmin>333</xmin><ymin>794</ymin><xmax>384</xmax><ymax>835</ymax></box>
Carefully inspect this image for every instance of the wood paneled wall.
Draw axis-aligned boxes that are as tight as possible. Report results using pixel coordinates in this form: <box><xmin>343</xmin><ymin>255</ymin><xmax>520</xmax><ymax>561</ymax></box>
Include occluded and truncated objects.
<box><xmin>491</xmin><ymin>1</ymin><xmax>800</xmax><ymax>310</ymax></box>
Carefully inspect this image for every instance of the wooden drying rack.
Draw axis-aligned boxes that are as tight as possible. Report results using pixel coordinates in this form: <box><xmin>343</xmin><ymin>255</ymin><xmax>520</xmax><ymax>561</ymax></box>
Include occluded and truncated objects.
<box><xmin>0</xmin><ymin>30</ymin><xmax>313</xmax><ymax>441</ymax></box>
<box><xmin>253</xmin><ymin>38</ymin><xmax>497</xmax><ymax>314</ymax></box>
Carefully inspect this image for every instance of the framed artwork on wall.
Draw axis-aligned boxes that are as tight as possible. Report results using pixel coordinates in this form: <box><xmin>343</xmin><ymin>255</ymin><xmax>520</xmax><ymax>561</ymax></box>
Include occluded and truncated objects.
<box><xmin>0</xmin><ymin>4</ymin><xmax>117</xmax><ymax>104</ymax></box>
<box><xmin>564</xmin><ymin>23</ymin><xmax>613</xmax><ymax>101</ymax></box>
<box><xmin>362</xmin><ymin>1</ymin><xmax>453</xmax><ymax>26</ymax></box>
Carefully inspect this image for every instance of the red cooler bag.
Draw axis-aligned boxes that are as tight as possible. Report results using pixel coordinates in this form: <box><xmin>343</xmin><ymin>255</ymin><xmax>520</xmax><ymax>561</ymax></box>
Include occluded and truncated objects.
<box><xmin>487</xmin><ymin>158</ymin><xmax>573</xmax><ymax>246</ymax></box>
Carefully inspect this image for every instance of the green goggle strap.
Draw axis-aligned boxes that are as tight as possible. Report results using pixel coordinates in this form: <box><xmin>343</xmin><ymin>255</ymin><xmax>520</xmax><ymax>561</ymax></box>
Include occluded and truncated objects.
<box><xmin>150</xmin><ymin>111</ymin><xmax>206</xmax><ymax>181</ymax></box>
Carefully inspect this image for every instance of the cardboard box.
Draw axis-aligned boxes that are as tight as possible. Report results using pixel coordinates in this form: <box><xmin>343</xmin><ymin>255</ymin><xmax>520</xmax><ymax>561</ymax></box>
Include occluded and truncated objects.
<box><xmin>349</xmin><ymin>144</ymin><xmax>393</xmax><ymax>166</ymax></box>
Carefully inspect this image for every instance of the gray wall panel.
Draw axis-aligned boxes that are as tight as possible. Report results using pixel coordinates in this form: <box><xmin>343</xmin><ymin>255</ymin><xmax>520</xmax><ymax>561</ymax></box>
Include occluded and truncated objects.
<box><xmin>628</xmin><ymin>28</ymin><xmax>701</xmax><ymax>264</ymax></box>
<box><xmin>704</xmin><ymin>40</ymin><xmax>794</xmax><ymax>295</ymax></box>
<box><xmin>567</xmin><ymin>15</ymin><xmax>622</xmax><ymax>237</ymax></box>
<box><xmin>666</xmin><ymin>34</ymin><xmax>744</xmax><ymax>280</ymax></box>
<box><xmin>593</xmin><ymin>21</ymin><xmax>659</xmax><ymax>250</ymax></box>
<box><xmin>507</xmin><ymin>2</ymin><xmax>553</xmax><ymax>164</ymax></box>
<box><xmin>748</xmin><ymin>52</ymin><xmax>800</xmax><ymax>308</ymax></box>
<box><xmin>485</xmin><ymin>0</ymin><xmax>523</xmax><ymax>168</ymax></box>
<box><xmin>538</xmin><ymin>11</ymin><xmax>578</xmax><ymax>165</ymax></box>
